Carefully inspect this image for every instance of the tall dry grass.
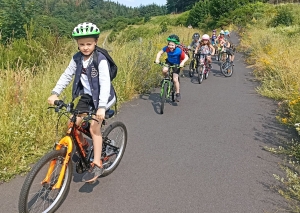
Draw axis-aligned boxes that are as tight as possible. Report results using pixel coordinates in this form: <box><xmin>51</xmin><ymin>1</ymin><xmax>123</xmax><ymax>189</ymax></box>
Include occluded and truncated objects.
<box><xmin>239</xmin><ymin>7</ymin><xmax>300</xmax><ymax>126</ymax></box>
<box><xmin>239</xmin><ymin>4</ymin><xmax>300</xmax><ymax>209</ymax></box>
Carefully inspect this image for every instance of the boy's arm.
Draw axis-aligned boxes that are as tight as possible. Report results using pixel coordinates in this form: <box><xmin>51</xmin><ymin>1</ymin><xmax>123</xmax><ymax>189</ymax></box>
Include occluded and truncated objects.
<box><xmin>180</xmin><ymin>52</ymin><xmax>189</xmax><ymax>67</ymax></box>
<box><xmin>52</xmin><ymin>59</ymin><xmax>76</xmax><ymax>96</ymax></box>
<box><xmin>155</xmin><ymin>50</ymin><xmax>164</xmax><ymax>63</ymax></box>
<box><xmin>195</xmin><ymin>43</ymin><xmax>200</xmax><ymax>53</ymax></box>
<box><xmin>98</xmin><ymin>60</ymin><xmax>111</xmax><ymax>109</ymax></box>
<box><xmin>188</xmin><ymin>41</ymin><xmax>194</xmax><ymax>49</ymax></box>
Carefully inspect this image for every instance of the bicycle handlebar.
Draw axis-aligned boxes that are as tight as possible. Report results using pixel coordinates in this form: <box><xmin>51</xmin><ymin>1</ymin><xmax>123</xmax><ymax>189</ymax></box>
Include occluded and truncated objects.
<box><xmin>53</xmin><ymin>100</ymin><xmax>95</xmax><ymax>116</ymax></box>
<box><xmin>154</xmin><ymin>61</ymin><xmax>182</xmax><ymax>68</ymax></box>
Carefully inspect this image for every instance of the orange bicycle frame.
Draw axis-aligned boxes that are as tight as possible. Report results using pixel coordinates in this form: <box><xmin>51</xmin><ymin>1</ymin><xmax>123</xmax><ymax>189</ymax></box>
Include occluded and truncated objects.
<box><xmin>42</xmin><ymin>121</ymin><xmax>87</xmax><ymax>189</ymax></box>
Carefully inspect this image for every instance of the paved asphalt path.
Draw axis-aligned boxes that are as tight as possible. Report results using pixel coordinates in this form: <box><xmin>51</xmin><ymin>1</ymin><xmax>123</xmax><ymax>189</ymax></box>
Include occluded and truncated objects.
<box><xmin>0</xmin><ymin>33</ymin><xmax>293</xmax><ymax>213</ymax></box>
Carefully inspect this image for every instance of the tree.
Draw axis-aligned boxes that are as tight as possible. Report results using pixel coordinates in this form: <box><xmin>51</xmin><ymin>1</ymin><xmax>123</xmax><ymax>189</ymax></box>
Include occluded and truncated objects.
<box><xmin>0</xmin><ymin>0</ymin><xmax>37</xmax><ymax>41</ymax></box>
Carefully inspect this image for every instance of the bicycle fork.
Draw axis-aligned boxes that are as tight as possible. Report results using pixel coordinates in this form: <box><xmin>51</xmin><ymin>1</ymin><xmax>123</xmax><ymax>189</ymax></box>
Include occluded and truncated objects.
<box><xmin>161</xmin><ymin>80</ymin><xmax>172</xmax><ymax>99</ymax></box>
<box><xmin>41</xmin><ymin>136</ymin><xmax>73</xmax><ymax>189</ymax></box>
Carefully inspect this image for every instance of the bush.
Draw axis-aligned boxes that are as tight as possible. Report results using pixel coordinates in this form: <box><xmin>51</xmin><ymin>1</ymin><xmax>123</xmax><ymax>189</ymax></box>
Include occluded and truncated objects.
<box><xmin>269</xmin><ymin>7</ymin><xmax>294</xmax><ymax>27</ymax></box>
<box><xmin>175</xmin><ymin>12</ymin><xmax>189</xmax><ymax>26</ymax></box>
<box><xmin>160</xmin><ymin>22</ymin><xmax>168</xmax><ymax>33</ymax></box>
<box><xmin>144</xmin><ymin>15</ymin><xmax>151</xmax><ymax>23</ymax></box>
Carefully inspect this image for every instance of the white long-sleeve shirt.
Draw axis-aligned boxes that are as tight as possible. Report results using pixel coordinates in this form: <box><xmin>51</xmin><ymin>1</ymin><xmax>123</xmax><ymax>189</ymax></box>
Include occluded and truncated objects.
<box><xmin>52</xmin><ymin>55</ymin><xmax>111</xmax><ymax>108</ymax></box>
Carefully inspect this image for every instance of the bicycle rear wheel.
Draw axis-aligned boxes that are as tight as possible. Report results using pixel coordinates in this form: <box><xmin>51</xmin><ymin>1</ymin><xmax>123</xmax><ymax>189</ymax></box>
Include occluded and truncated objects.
<box><xmin>197</xmin><ymin>66</ymin><xmax>204</xmax><ymax>84</ymax></box>
<box><xmin>19</xmin><ymin>149</ymin><xmax>72</xmax><ymax>213</ymax></box>
<box><xmin>160</xmin><ymin>82</ymin><xmax>168</xmax><ymax>114</ymax></box>
<box><xmin>101</xmin><ymin>121</ymin><xmax>128</xmax><ymax>177</ymax></box>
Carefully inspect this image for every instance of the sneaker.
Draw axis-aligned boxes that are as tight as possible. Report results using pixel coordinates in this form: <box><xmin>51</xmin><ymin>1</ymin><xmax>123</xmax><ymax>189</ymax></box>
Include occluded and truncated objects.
<box><xmin>230</xmin><ymin>61</ymin><xmax>234</xmax><ymax>66</ymax></box>
<box><xmin>175</xmin><ymin>93</ymin><xmax>181</xmax><ymax>102</ymax></box>
<box><xmin>82</xmin><ymin>163</ymin><xmax>103</xmax><ymax>182</ymax></box>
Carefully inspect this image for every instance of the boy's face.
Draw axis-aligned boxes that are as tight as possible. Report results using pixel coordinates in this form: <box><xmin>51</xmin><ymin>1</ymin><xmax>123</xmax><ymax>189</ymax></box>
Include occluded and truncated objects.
<box><xmin>168</xmin><ymin>42</ymin><xmax>176</xmax><ymax>51</ymax></box>
<box><xmin>77</xmin><ymin>37</ymin><xmax>97</xmax><ymax>56</ymax></box>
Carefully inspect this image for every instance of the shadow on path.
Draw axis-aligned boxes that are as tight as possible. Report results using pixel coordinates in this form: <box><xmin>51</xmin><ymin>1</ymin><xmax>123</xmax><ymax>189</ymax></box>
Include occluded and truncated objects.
<box><xmin>139</xmin><ymin>93</ymin><xmax>178</xmax><ymax>114</ymax></box>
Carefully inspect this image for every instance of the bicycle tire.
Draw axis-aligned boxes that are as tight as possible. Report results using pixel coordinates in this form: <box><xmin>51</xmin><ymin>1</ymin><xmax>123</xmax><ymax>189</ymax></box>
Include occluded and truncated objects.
<box><xmin>189</xmin><ymin>60</ymin><xmax>194</xmax><ymax>77</ymax></box>
<box><xmin>215</xmin><ymin>50</ymin><xmax>219</xmax><ymax>61</ymax></box>
<box><xmin>205</xmin><ymin>67</ymin><xmax>209</xmax><ymax>79</ymax></box>
<box><xmin>220</xmin><ymin>61</ymin><xmax>233</xmax><ymax>77</ymax></box>
<box><xmin>19</xmin><ymin>149</ymin><xmax>72</xmax><ymax>213</ymax></box>
<box><xmin>101</xmin><ymin>121</ymin><xmax>128</xmax><ymax>177</ymax></box>
<box><xmin>160</xmin><ymin>82</ymin><xmax>168</xmax><ymax>114</ymax></box>
<box><xmin>217</xmin><ymin>52</ymin><xmax>221</xmax><ymax>61</ymax></box>
<box><xmin>197</xmin><ymin>66</ymin><xmax>204</xmax><ymax>84</ymax></box>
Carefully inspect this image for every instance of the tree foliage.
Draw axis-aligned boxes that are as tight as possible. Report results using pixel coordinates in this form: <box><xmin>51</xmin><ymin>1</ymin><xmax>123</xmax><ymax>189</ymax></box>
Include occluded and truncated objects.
<box><xmin>0</xmin><ymin>0</ymin><xmax>166</xmax><ymax>41</ymax></box>
<box><xmin>166</xmin><ymin>0</ymin><xmax>198</xmax><ymax>13</ymax></box>
<box><xmin>187</xmin><ymin>0</ymin><xmax>265</xmax><ymax>28</ymax></box>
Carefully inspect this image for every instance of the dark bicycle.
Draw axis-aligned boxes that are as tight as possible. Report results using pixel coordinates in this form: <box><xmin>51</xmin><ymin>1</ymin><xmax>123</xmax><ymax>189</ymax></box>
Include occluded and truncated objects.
<box><xmin>156</xmin><ymin>62</ymin><xmax>181</xmax><ymax>114</ymax></box>
<box><xmin>188</xmin><ymin>49</ymin><xmax>198</xmax><ymax>77</ymax></box>
<box><xmin>18</xmin><ymin>100</ymin><xmax>127</xmax><ymax>213</ymax></box>
<box><xmin>196</xmin><ymin>53</ymin><xmax>211</xmax><ymax>84</ymax></box>
<box><xmin>219</xmin><ymin>46</ymin><xmax>234</xmax><ymax>77</ymax></box>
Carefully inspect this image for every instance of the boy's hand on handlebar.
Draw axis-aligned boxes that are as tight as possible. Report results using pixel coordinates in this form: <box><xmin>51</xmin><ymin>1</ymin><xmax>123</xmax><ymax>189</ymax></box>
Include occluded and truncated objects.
<box><xmin>47</xmin><ymin>95</ymin><xmax>59</xmax><ymax>106</ymax></box>
<box><xmin>96</xmin><ymin>108</ymin><xmax>105</xmax><ymax>121</ymax></box>
<box><xmin>179</xmin><ymin>62</ymin><xmax>185</xmax><ymax>68</ymax></box>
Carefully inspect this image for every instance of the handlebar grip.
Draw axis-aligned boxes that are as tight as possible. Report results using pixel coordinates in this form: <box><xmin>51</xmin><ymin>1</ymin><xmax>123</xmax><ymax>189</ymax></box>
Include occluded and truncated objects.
<box><xmin>54</xmin><ymin>100</ymin><xmax>63</xmax><ymax>106</ymax></box>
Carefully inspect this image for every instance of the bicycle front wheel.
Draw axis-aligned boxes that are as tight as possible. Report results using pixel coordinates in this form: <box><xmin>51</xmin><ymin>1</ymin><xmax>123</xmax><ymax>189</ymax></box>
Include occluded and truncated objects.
<box><xmin>160</xmin><ymin>82</ymin><xmax>168</xmax><ymax>114</ymax></box>
<box><xmin>189</xmin><ymin>60</ymin><xmax>194</xmax><ymax>77</ymax></box>
<box><xmin>205</xmin><ymin>67</ymin><xmax>210</xmax><ymax>79</ymax></box>
<box><xmin>197</xmin><ymin>66</ymin><xmax>204</xmax><ymax>84</ymax></box>
<box><xmin>102</xmin><ymin>121</ymin><xmax>128</xmax><ymax>177</ymax></box>
<box><xmin>19</xmin><ymin>149</ymin><xmax>72</xmax><ymax>213</ymax></box>
<box><xmin>221</xmin><ymin>62</ymin><xmax>233</xmax><ymax>77</ymax></box>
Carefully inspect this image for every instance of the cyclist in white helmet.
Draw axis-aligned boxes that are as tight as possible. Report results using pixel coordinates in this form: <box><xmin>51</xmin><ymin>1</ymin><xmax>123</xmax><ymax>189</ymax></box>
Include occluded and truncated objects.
<box><xmin>48</xmin><ymin>22</ymin><xmax>116</xmax><ymax>183</ymax></box>
<box><xmin>195</xmin><ymin>34</ymin><xmax>215</xmax><ymax>69</ymax></box>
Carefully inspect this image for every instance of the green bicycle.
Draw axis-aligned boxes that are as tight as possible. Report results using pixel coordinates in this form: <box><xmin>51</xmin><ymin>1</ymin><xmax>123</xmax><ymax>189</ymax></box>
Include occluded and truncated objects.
<box><xmin>156</xmin><ymin>62</ymin><xmax>181</xmax><ymax>114</ymax></box>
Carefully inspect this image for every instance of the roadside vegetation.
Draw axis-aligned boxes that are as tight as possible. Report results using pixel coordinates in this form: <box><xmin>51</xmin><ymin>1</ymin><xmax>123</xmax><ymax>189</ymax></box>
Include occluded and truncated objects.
<box><xmin>231</xmin><ymin>3</ymin><xmax>300</xmax><ymax>211</ymax></box>
<box><xmin>0</xmin><ymin>19</ymin><xmax>194</xmax><ymax>182</ymax></box>
<box><xmin>1</xmin><ymin>1</ymin><xmax>300</xmax><ymax>211</ymax></box>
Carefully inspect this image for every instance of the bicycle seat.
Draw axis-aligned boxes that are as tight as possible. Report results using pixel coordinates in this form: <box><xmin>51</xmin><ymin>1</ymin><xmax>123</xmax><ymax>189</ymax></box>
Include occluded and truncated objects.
<box><xmin>105</xmin><ymin>109</ymin><xmax>115</xmax><ymax>119</ymax></box>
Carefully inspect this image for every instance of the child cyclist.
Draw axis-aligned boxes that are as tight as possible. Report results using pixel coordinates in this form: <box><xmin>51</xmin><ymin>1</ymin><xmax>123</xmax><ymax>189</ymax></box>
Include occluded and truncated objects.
<box><xmin>155</xmin><ymin>34</ymin><xmax>189</xmax><ymax>102</ymax></box>
<box><xmin>188</xmin><ymin>32</ymin><xmax>201</xmax><ymax>50</ymax></box>
<box><xmin>211</xmin><ymin>29</ymin><xmax>217</xmax><ymax>46</ymax></box>
<box><xmin>217</xmin><ymin>30</ymin><xmax>235</xmax><ymax>64</ymax></box>
<box><xmin>195</xmin><ymin>34</ymin><xmax>215</xmax><ymax>68</ymax></box>
<box><xmin>47</xmin><ymin>22</ymin><xmax>116</xmax><ymax>183</ymax></box>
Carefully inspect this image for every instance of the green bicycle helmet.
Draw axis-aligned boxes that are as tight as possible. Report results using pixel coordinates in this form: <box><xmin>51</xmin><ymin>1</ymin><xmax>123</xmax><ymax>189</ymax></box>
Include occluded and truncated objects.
<box><xmin>72</xmin><ymin>22</ymin><xmax>100</xmax><ymax>38</ymax></box>
<box><xmin>167</xmin><ymin>34</ymin><xmax>180</xmax><ymax>44</ymax></box>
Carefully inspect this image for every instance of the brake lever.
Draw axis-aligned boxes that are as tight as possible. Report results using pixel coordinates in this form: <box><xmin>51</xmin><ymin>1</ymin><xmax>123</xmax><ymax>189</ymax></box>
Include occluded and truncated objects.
<box><xmin>91</xmin><ymin>118</ymin><xmax>100</xmax><ymax>124</ymax></box>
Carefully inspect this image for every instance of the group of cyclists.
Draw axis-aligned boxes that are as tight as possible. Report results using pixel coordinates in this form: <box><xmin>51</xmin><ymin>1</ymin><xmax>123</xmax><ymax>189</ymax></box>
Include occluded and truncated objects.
<box><xmin>155</xmin><ymin>29</ymin><xmax>235</xmax><ymax>102</ymax></box>
<box><xmin>47</xmin><ymin>22</ymin><xmax>235</xmax><ymax>182</ymax></box>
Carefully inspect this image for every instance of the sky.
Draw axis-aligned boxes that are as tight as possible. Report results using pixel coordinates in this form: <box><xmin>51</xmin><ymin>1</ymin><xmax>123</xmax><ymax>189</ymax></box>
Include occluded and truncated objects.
<box><xmin>110</xmin><ymin>0</ymin><xmax>166</xmax><ymax>7</ymax></box>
